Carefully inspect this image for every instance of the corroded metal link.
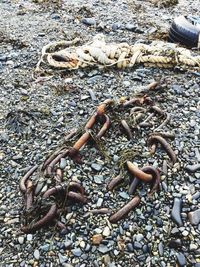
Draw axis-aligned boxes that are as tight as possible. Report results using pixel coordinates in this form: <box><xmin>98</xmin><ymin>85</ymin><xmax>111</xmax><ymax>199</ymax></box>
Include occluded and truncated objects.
<box><xmin>141</xmin><ymin>166</ymin><xmax>160</xmax><ymax>196</ymax></box>
<box><xmin>96</xmin><ymin>99</ymin><xmax>113</xmax><ymax>116</ymax></box>
<box><xmin>147</xmin><ymin>135</ymin><xmax>177</xmax><ymax>164</ymax></box>
<box><xmin>46</xmin><ymin>150</ymin><xmax>69</xmax><ymax>177</ymax></box>
<box><xmin>109</xmin><ymin>196</ymin><xmax>140</xmax><ymax>223</ymax></box>
<box><xmin>19</xmin><ymin>165</ymin><xmax>38</xmax><ymax>193</ymax></box>
<box><xmin>127</xmin><ymin>161</ymin><xmax>153</xmax><ymax>182</ymax></box>
<box><xmin>21</xmin><ymin>204</ymin><xmax>57</xmax><ymax>233</ymax></box>
<box><xmin>96</xmin><ymin>114</ymin><xmax>110</xmax><ymax>138</ymax></box>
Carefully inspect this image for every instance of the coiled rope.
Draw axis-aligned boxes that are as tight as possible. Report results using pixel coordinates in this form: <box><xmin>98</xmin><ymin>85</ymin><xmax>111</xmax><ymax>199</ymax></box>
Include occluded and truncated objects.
<box><xmin>36</xmin><ymin>34</ymin><xmax>200</xmax><ymax>71</ymax></box>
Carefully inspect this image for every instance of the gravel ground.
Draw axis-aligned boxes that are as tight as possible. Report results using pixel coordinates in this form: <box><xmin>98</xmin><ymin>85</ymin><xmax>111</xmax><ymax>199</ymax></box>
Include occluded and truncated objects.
<box><xmin>0</xmin><ymin>0</ymin><xmax>200</xmax><ymax>266</ymax></box>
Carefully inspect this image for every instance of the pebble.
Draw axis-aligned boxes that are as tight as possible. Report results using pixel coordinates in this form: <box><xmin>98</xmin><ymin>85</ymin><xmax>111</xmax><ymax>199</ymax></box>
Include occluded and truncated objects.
<box><xmin>102</xmin><ymin>226</ymin><xmax>110</xmax><ymax>237</ymax></box>
<box><xmin>94</xmin><ymin>175</ymin><xmax>104</xmax><ymax>184</ymax></box>
<box><xmin>158</xmin><ymin>242</ymin><xmax>164</xmax><ymax>256</ymax></box>
<box><xmin>185</xmin><ymin>164</ymin><xmax>200</xmax><ymax>173</ymax></box>
<box><xmin>81</xmin><ymin>18</ymin><xmax>96</xmax><ymax>26</ymax></box>
<box><xmin>58</xmin><ymin>253</ymin><xmax>68</xmax><ymax>264</ymax></box>
<box><xmin>91</xmin><ymin>163</ymin><xmax>103</xmax><ymax>171</ymax></box>
<box><xmin>171</xmin><ymin>198</ymin><xmax>183</xmax><ymax>226</ymax></box>
<box><xmin>135</xmin><ymin>234</ymin><xmax>144</xmax><ymax>242</ymax></box>
<box><xmin>119</xmin><ymin>191</ymin><xmax>129</xmax><ymax>200</ymax></box>
<box><xmin>133</xmin><ymin>241</ymin><xmax>142</xmax><ymax>249</ymax></box>
<box><xmin>192</xmin><ymin>192</ymin><xmax>200</xmax><ymax>200</ymax></box>
<box><xmin>145</xmin><ymin>225</ymin><xmax>153</xmax><ymax>231</ymax></box>
<box><xmin>122</xmin><ymin>81</ymin><xmax>131</xmax><ymax>87</ymax></box>
<box><xmin>188</xmin><ymin>209</ymin><xmax>200</xmax><ymax>225</ymax></box>
<box><xmin>18</xmin><ymin>236</ymin><xmax>24</xmax><ymax>244</ymax></box>
<box><xmin>71</xmin><ymin>248</ymin><xmax>82</xmax><ymax>257</ymax></box>
<box><xmin>60</xmin><ymin>158</ymin><xmax>67</xmax><ymax>169</ymax></box>
<box><xmin>176</xmin><ymin>252</ymin><xmax>186</xmax><ymax>266</ymax></box>
<box><xmin>33</xmin><ymin>249</ymin><xmax>40</xmax><ymax>260</ymax></box>
<box><xmin>112</xmin><ymin>22</ymin><xmax>121</xmax><ymax>31</ymax></box>
<box><xmin>125</xmin><ymin>23</ymin><xmax>137</xmax><ymax>31</ymax></box>
<box><xmin>127</xmin><ymin>243</ymin><xmax>134</xmax><ymax>252</ymax></box>
<box><xmin>91</xmin><ymin>234</ymin><xmax>103</xmax><ymax>245</ymax></box>
<box><xmin>96</xmin><ymin>197</ymin><xmax>103</xmax><ymax>207</ymax></box>
<box><xmin>190</xmin><ymin>243</ymin><xmax>198</xmax><ymax>251</ymax></box>
<box><xmin>98</xmin><ymin>245</ymin><xmax>111</xmax><ymax>254</ymax></box>
<box><xmin>27</xmin><ymin>234</ymin><xmax>33</xmax><ymax>241</ymax></box>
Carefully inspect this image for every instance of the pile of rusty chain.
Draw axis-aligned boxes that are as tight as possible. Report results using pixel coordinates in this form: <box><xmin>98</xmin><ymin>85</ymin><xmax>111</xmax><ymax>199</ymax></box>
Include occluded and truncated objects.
<box><xmin>20</xmin><ymin>91</ymin><xmax>177</xmax><ymax>233</ymax></box>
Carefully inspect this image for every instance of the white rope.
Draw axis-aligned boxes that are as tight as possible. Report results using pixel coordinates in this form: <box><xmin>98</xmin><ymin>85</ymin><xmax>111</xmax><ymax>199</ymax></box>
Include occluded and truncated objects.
<box><xmin>36</xmin><ymin>34</ymin><xmax>200</xmax><ymax>71</ymax></box>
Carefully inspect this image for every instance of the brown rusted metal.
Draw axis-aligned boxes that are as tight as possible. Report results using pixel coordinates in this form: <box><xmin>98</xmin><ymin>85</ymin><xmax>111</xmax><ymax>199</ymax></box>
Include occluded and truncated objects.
<box><xmin>141</xmin><ymin>166</ymin><xmax>160</xmax><ymax>196</ymax></box>
<box><xmin>19</xmin><ymin>165</ymin><xmax>38</xmax><ymax>193</ymax></box>
<box><xmin>129</xmin><ymin>177</ymin><xmax>141</xmax><ymax>195</ymax></box>
<box><xmin>148</xmin><ymin>135</ymin><xmax>177</xmax><ymax>164</ymax></box>
<box><xmin>42</xmin><ymin>147</ymin><xmax>66</xmax><ymax>171</ymax></box>
<box><xmin>96</xmin><ymin>114</ymin><xmax>110</xmax><ymax>138</ymax></box>
<box><xmin>71</xmin><ymin>132</ymin><xmax>91</xmax><ymax>152</ymax></box>
<box><xmin>109</xmin><ymin>196</ymin><xmax>140</xmax><ymax>223</ymax></box>
<box><xmin>96</xmin><ymin>99</ymin><xmax>113</xmax><ymax>116</ymax></box>
<box><xmin>107</xmin><ymin>175</ymin><xmax>124</xmax><ymax>191</ymax></box>
<box><xmin>68</xmin><ymin>182</ymin><xmax>85</xmax><ymax>195</ymax></box>
<box><xmin>46</xmin><ymin>150</ymin><xmax>69</xmax><ymax>177</ymax></box>
<box><xmin>85</xmin><ymin>113</ymin><xmax>97</xmax><ymax>130</ymax></box>
<box><xmin>25</xmin><ymin>180</ymin><xmax>34</xmax><ymax>210</ymax></box>
<box><xmin>21</xmin><ymin>204</ymin><xmax>57</xmax><ymax>233</ymax></box>
<box><xmin>121</xmin><ymin>120</ymin><xmax>132</xmax><ymax>139</ymax></box>
<box><xmin>54</xmin><ymin>168</ymin><xmax>63</xmax><ymax>183</ymax></box>
<box><xmin>127</xmin><ymin>161</ymin><xmax>153</xmax><ymax>182</ymax></box>
<box><xmin>67</xmin><ymin>191</ymin><xmax>87</xmax><ymax>203</ymax></box>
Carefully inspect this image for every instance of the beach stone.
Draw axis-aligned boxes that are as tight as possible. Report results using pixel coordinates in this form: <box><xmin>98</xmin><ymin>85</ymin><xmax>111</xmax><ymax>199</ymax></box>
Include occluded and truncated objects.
<box><xmin>81</xmin><ymin>18</ymin><xmax>96</xmax><ymax>26</ymax></box>
<box><xmin>176</xmin><ymin>252</ymin><xmax>186</xmax><ymax>266</ymax></box>
<box><xmin>72</xmin><ymin>248</ymin><xmax>82</xmax><ymax>257</ymax></box>
<box><xmin>92</xmin><ymin>234</ymin><xmax>103</xmax><ymax>245</ymax></box>
<box><xmin>91</xmin><ymin>163</ymin><xmax>103</xmax><ymax>171</ymax></box>
<box><xmin>58</xmin><ymin>253</ymin><xmax>68</xmax><ymax>264</ymax></box>
<box><xmin>98</xmin><ymin>245</ymin><xmax>110</xmax><ymax>254</ymax></box>
<box><xmin>103</xmin><ymin>226</ymin><xmax>110</xmax><ymax>237</ymax></box>
<box><xmin>33</xmin><ymin>249</ymin><xmax>40</xmax><ymax>260</ymax></box>
<box><xmin>188</xmin><ymin>209</ymin><xmax>200</xmax><ymax>225</ymax></box>
<box><xmin>18</xmin><ymin>236</ymin><xmax>24</xmax><ymax>244</ymax></box>
<box><xmin>171</xmin><ymin>198</ymin><xmax>183</xmax><ymax>226</ymax></box>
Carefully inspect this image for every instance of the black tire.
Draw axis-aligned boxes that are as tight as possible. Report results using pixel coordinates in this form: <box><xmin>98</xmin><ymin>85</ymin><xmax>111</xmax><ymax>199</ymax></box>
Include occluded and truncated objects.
<box><xmin>168</xmin><ymin>16</ymin><xmax>200</xmax><ymax>47</ymax></box>
<box><xmin>168</xmin><ymin>27</ymin><xmax>195</xmax><ymax>47</ymax></box>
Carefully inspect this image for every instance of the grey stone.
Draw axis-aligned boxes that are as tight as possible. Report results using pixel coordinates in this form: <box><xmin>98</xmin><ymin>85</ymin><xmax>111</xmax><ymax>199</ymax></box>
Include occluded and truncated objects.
<box><xmin>119</xmin><ymin>191</ymin><xmax>129</xmax><ymax>200</ymax></box>
<box><xmin>33</xmin><ymin>249</ymin><xmax>40</xmax><ymax>260</ymax></box>
<box><xmin>145</xmin><ymin>225</ymin><xmax>152</xmax><ymax>231</ymax></box>
<box><xmin>135</xmin><ymin>234</ymin><xmax>143</xmax><ymax>242</ymax></box>
<box><xmin>185</xmin><ymin>164</ymin><xmax>200</xmax><ymax>173</ymax></box>
<box><xmin>91</xmin><ymin>163</ymin><xmax>103</xmax><ymax>171</ymax></box>
<box><xmin>64</xmin><ymin>239</ymin><xmax>72</xmax><ymax>249</ymax></box>
<box><xmin>176</xmin><ymin>252</ymin><xmax>186</xmax><ymax>266</ymax></box>
<box><xmin>40</xmin><ymin>244</ymin><xmax>50</xmax><ymax>251</ymax></box>
<box><xmin>158</xmin><ymin>242</ymin><xmax>164</xmax><ymax>256</ymax></box>
<box><xmin>27</xmin><ymin>234</ymin><xmax>33</xmax><ymax>241</ymax></box>
<box><xmin>94</xmin><ymin>175</ymin><xmax>104</xmax><ymax>184</ymax></box>
<box><xmin>127</xmin><ymin>243</ymin><xmax>134</xmax><ymax>252</ymax></box>
<box><xmin>60</xmin><ymin>158</ymin><xmax>67</xmax><ymax>169</ymax></box>
<box><xmin>81</xmin><ymin>18</ymin><xmax>96</xmax><ymax>26</ymax></box>
<box><xmin>58</xmin><ymin>253</ymin><xmax>68</xmax><ymax>264</ymax></box>
<box><xmin>72</xmin><ymin>248</ymin><xmax>82</xmax><ymax>257</ymax></box>
<box><xmin>98</xmin><ymin>245</ymin><xmax>110</xmax><ymax>254</ymax></box>
<box><xmin>133</xmin><ymin>241</ymin><xmax>142</xmax><ymax>249</ymax></box>
<box><xmin>18</xmin><ymin>236</ymin><xmax>24</xmax><ymax>244</ymax></box>
<box><xmin>96</xmin><ymin>197</ymin><xmax>103</xmax><ymax>207</ymax></box>
<box><xmin>188</xmin><ymin>209</ymin><xmax>200</xmax><ymax>225</ymax></box>
<box><xmin>125</xmin><ymin>23</ymin><xmax>136</xmax><ymax>31</ymax></box>
<box><xmin>171</xmin><ymin>198</ymin><xmax>183</xmax><ymax>226</ymax></box>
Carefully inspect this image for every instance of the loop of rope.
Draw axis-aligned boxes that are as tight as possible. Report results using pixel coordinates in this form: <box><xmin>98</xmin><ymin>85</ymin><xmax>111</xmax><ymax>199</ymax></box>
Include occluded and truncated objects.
<box><xmin>36</xmin><ymin>34</ymin><xmax>200</xmax><ymax>71</ymax></box>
